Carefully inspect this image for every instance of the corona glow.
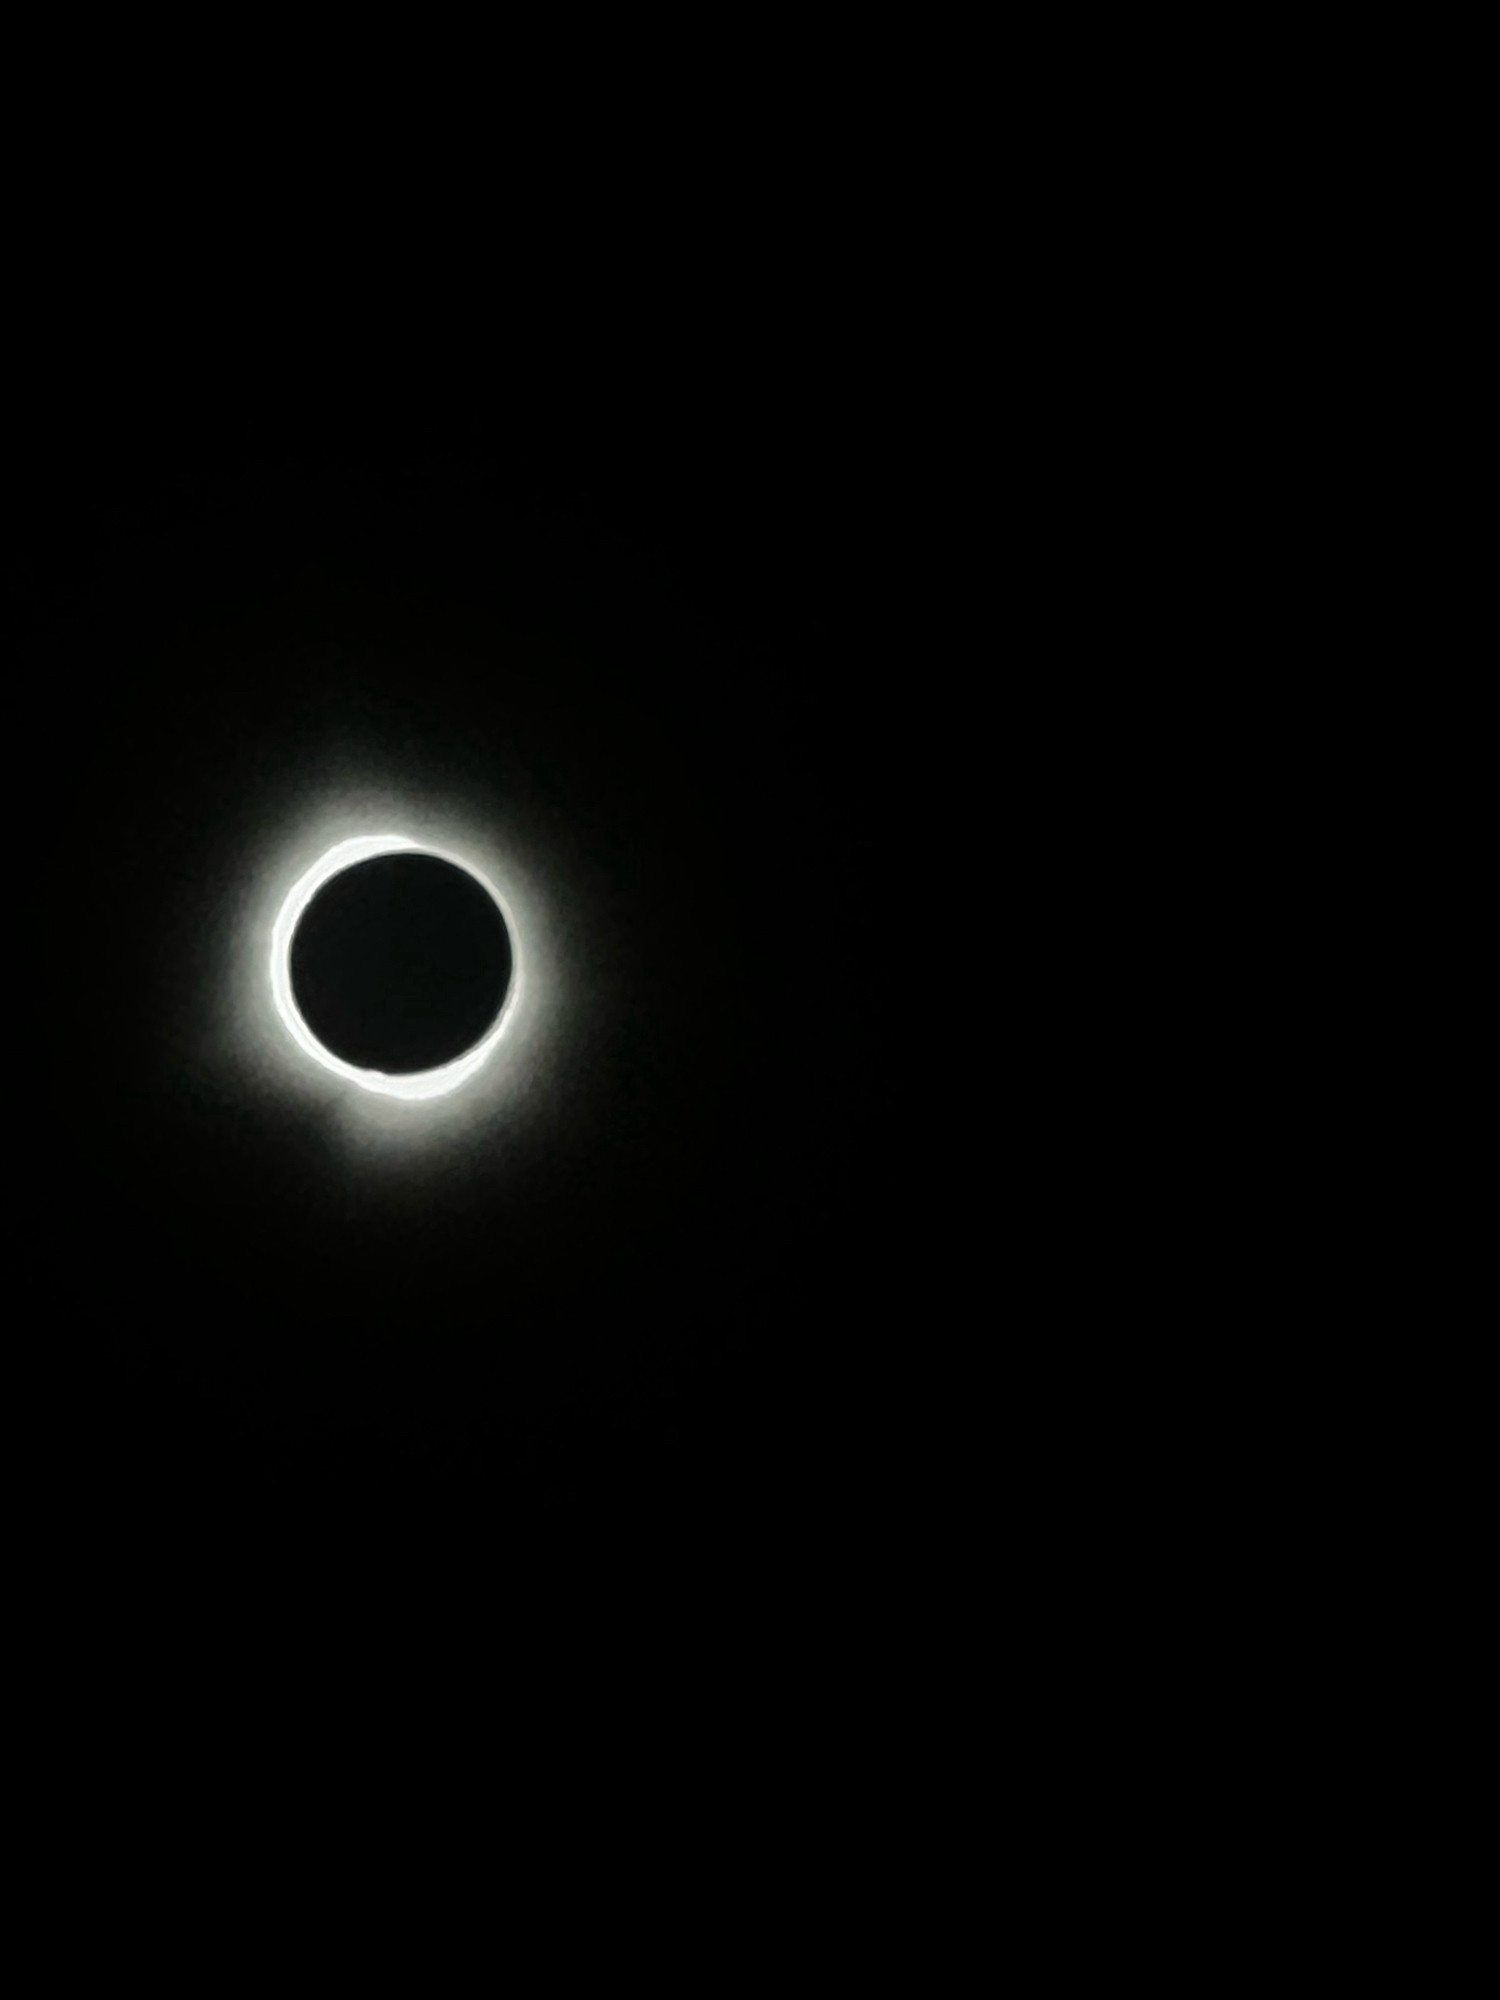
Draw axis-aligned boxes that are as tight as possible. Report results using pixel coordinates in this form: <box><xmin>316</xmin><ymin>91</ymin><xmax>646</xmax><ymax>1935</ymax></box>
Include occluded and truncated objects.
<box><xmin>198</xmin><ymin>766</ymin><xmax>560</xmax><ymax>1161</ymax></box>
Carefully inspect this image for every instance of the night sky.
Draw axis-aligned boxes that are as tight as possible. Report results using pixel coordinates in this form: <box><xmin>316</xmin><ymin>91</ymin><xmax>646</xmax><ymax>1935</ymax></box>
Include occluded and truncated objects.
<box><xmin>17</xmin><ymin>360</ymin><xmax>900</xmax><ymax>1640</ymax></box>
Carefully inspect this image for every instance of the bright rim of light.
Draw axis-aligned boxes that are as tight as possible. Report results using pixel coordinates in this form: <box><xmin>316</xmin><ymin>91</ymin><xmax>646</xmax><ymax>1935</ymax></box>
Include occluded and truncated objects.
<box><xmin>270</xmin><ymin>834</ymin><xmax>522</xmax><ymax>1101</ymax></box>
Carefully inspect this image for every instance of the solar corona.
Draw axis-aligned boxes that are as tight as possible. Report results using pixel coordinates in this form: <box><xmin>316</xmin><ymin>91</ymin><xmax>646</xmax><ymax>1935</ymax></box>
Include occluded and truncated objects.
<box><xmin>270</xmin><ymin>833</ymin><xmax>522</xmax><ymax>1102</ymax></box>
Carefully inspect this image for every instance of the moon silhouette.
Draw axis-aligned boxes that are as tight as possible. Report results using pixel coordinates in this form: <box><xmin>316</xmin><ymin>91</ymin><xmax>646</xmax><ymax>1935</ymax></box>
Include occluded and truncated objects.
<box><xmin>270</xmin><ymin>835</ymin><xmax>520</xmax><ymax>1100</ymax></box>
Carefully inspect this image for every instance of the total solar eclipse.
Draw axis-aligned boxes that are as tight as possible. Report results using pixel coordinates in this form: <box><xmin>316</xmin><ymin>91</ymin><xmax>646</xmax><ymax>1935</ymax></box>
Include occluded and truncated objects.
<box><xmin>270</xmin><ymin>835</ymin><xmax>521</xmax><ymax>1101</ymax></box>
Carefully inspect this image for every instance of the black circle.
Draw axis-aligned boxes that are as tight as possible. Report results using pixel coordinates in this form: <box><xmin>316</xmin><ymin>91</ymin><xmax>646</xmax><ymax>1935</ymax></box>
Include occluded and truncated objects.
<box><xmin>289</xmin><ymin>852</ymin><xmax>513</xmax><ymax>1074</ymax></box>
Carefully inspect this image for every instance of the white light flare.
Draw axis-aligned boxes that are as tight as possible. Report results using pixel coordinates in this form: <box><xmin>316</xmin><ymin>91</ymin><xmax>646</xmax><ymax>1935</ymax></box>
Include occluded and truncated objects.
<box><xmin>269</xmin><ymin>832</ymin><xmax>525</xmax><ymax>1102</ymax></box>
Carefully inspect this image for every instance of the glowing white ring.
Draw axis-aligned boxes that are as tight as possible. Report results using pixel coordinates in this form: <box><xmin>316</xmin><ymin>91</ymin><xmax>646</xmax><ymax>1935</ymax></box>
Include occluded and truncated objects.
<box><xmin>270</xmin><ymin>834</ymin><xmax>522</xmax><ymax>1101</ymax></box>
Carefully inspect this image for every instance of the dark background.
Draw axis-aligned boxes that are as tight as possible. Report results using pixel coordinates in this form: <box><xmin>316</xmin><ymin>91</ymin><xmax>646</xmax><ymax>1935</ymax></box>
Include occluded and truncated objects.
<box><xmin>14</xmin><ymin>336</ymin><xmax>909</xmax><ymax>1641</ymax></box>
